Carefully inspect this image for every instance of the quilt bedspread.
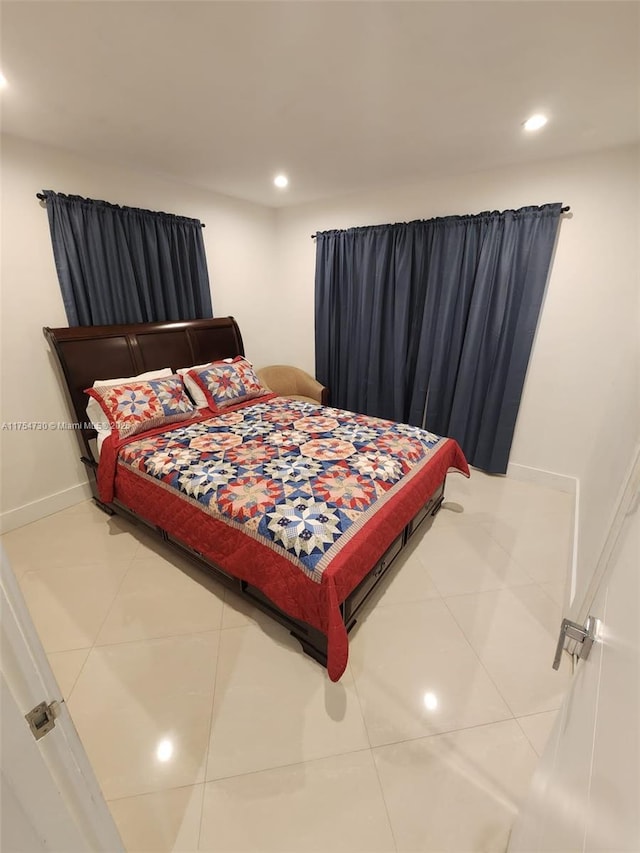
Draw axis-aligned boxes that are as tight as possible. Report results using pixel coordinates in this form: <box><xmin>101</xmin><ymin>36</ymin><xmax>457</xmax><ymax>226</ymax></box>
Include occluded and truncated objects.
<box><xmin>99</xmin><ymin>397</ymin><xmax>469</xmax><ymax>679</ymax></box>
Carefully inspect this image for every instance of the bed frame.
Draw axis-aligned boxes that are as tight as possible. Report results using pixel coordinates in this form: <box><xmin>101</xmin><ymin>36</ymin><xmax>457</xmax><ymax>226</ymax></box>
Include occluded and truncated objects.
<box><xmin>43</xmin><ymin>317</ymin><xmax>445</xmax><ymax>669</ymax></box>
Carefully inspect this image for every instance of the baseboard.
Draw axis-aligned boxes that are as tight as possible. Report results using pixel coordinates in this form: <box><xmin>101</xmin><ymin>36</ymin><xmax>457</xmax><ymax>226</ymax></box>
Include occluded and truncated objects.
<box><xmin>506</xmin><ymin>462</ymin><xmax>578</xmax><ymax>495</ymax></box>
<box><xmin>0</xmin><ymin>482</ymin><xmax>93</xmax><ymax>534</ymax></box>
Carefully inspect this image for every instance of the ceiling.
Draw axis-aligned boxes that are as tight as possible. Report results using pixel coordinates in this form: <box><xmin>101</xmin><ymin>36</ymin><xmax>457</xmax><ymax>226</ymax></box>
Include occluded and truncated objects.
<box><xmin>2</xmin><ymin>1</ymin><xmax>639</xmax><ymax>208</ymax></box>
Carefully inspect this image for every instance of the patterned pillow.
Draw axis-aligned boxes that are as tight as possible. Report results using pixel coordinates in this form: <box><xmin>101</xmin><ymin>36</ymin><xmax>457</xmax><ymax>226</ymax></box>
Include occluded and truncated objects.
<box><xmin>176</xmin><ymin>362</ymin><xmax>218</xmax><ymax>408</ymax></box>
<box><xmin>86</xmin><ymin>376</ymin><xmax>195</xmax><ymax>440</ymax></box>
<box><xmin>187</xmin><ymin>356</ymin><xmax>268</xmax><ymax>412</ymax></box>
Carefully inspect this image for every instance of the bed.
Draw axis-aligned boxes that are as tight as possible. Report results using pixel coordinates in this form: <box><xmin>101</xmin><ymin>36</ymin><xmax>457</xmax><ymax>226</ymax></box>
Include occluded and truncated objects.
<box><xmin>44</xmin><ymin>317</ymin><xmax>469</xmax><ymax>680</ymax></box>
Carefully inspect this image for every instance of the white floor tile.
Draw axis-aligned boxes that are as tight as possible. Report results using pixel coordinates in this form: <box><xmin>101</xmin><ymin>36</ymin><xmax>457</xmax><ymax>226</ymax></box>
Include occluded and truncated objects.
<box><xmin>206</xmin><ymin>624</ymin><xmax>369</xmax><ymax>780</ymax></box>
<box><xmin>108</xmin><ymin>784</ymin><xmax>204</xmax><ymax>853</ymax></box>
<box><xmin>445</xmin><ymin>585</ymin><xmax>571</xmax><ymax>716</ymax></box>
<box><xmin>47</xmin><ymin>647</ymin><xmax>90</xmax><ymax>699</ymax></box>
<box><xmin>56</xmin><ymin>499</ymin><xmax>107</xmax><ymax>519</ymax></box>
<box><xmin>221</xmin><ymin>587</ymin><xmax>263</xmax><ymax>629</ymax></box>
<box><xmin>374</xmin><ymin>719</ymin><xmax>538</xmax><ymax>853</ymax></box>
<box><xmin>18</xmin><ymin>561</ymin><xmax>130</xmax><ymax>653</ymax></box>
<box><xmin>349</xmin><ymin>598</ymin><xmax>512</xmax><ymax>746</ymax></box>
<box><xmin>517</xmin><ymin>710</ymin><xmax>558</xmax><ymax>757</ymax></box>
<box><xmin>2</xmin><ymin>509</ymin><xmax>141</xmax><ymax>575</ymax></box>
<box><xmin>446</xmin><ymin>471</ymin><xmax>572</xmax><ymax>525</ymax></box>
<box><xmin>481</xmin><ymin>511</ymin><xmax>572</xmax><ymax>585</ymax></box>
<box><xmin>199</xmin><ymin>751</ymin><xmax>396</xmax><ymax>852</ymax></box>
<box><xmin>415</xmin><ymin>515</ymin><xmax>534</xmax><ymax>596</ymax></box>
<box><xmin>5</xmin><ymin>470</ymin><xmax>576</xmax><ymax>851</ymax></box>
<box><xmin>539</xmin><ymin>581</ymin><xmax>566</xmax><ymax>608</ymax></box>
<box><xmin>68</xmin><ymin>633</ymin><xmax>219</xmax><ymax>800</ymax></box>
<box><xmin>97</xmin><ymin>552</ymin><xmax>224</xmax><ymax>645</ymax></box>
<box><xmin>371</xmin><ymin>535</ymin><xmax>441</xmax><ymax>607</ymax></box>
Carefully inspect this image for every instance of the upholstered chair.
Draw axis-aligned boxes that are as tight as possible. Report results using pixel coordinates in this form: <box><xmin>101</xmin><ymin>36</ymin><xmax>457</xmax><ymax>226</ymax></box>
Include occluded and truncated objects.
<box><xmin>256</xmin><ymin>365</ymin><xmax>329</xmax><ymax>406</ymax></box>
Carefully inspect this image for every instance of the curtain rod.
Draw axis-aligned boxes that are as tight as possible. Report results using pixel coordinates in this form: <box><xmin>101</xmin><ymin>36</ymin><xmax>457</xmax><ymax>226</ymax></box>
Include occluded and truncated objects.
<box><xmin>36</xmin><ymin>193</ymin><xmax>206</xmax><ymax>227</ymax></box>
<box><xmin>310</xmin><ymin>205</ymin><xmax>571</xmax><ymax>239</ymax></box>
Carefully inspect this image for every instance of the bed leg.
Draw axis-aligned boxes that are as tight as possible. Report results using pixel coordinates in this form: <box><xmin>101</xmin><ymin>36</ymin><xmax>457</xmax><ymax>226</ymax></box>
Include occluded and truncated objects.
<box><xmin>290</xmin><ymin>631</ymin><xmax>328</xmax><ymax>669</ymax></box>
<box><xmin>93</xmin><ymin>498</ymin><xmax>115</xmax><ymax>516</ymax></box>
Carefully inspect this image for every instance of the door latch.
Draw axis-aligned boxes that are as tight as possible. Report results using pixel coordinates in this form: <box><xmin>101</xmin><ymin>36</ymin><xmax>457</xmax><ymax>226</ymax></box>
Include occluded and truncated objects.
<box><xmin>553</xmin><ymin>616</ymin><xmax>598</xmax><ymax>670</ymax></box>
<box><xmin>25</xmin><ymin>700</ymin><xmax>60</xmax><ymax>741</ymax></box>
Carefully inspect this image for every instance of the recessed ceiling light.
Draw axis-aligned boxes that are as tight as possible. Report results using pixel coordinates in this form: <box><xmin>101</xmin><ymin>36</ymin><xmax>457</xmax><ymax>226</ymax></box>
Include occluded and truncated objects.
<box><xmin>274</xmin><ymin>174</ymin><xmax>289</xmax><ymax>189</ymax></box>
<box><xmin>523</xmin><ymin>114</ymin><xmax>548</xmax><ymax>132</ymax></box>
<box><xmin>0</xmin><ymin>72</ymin><xmax>8</xmax><ymax>89</ymax></box>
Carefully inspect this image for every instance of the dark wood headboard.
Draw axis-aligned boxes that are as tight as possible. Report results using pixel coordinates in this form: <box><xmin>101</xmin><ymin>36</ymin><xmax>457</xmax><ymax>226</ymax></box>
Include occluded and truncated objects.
<box><xmin>43</xmin><ymin>317</ymin><xmax>244</xmax><ymax>464</ymax></box>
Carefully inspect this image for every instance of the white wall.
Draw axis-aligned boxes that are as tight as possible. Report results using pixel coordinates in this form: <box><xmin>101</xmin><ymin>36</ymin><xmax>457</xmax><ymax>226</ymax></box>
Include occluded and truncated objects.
<box><xmin>0</xmin><ymin>134</ymin><xmax>277</xmax><ymax>529</ymax></box>
<box><xmin>2</xmin><ymin>136</ymin><xmax>638</xmax><ymax>612</ymax></box>
<box><xmin>274</xmin><ymin>145</ymin><xmax>640</xmax><ymax>609</ymax></box>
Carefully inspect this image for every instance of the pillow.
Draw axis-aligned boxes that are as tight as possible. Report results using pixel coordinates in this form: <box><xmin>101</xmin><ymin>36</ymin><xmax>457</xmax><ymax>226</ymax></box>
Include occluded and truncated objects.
<box><xmin>86</xmin><ymin>375</ymin><xmax>195</xmax><ymax>440</ymax></box>
<box><xmin>176</xmin><ymin>362</ymin><xmax>223</xmax><ymax>408</ymax></box>
<box><xmin>186</xmin><ymin>356</ymin><xmax>269</xmax><ymax>412</ymax></box>
<box><xmin>86</xmin><ymin>368</ymin><xmax>173</xmax><ymax>436</ymax></box>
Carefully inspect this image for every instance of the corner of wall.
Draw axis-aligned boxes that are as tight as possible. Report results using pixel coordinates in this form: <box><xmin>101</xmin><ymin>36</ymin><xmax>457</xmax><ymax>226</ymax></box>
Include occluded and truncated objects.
<box><xmin>506</xmin><ymin>462</ymin><xmax>577</xmax><ymax>495</ymax></box>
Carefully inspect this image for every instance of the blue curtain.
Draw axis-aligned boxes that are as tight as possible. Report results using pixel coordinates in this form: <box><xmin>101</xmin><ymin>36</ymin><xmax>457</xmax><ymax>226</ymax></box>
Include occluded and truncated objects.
<box><xmin>42</xmin><ymin>191</ymin><xmax>213</xmax><ymax>325</ymax></box>
<box><xmin>315</xmin><ymin>204</ymin><xmax>562</xmax><ymax>474</ymax></box>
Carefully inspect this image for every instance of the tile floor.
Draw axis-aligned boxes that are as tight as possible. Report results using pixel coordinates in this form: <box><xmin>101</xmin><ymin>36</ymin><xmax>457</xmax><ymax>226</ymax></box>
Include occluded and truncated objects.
<box><xmin>2</xmin><ymin>471</ymin><xmax>574</xmax><ymax>852</ymax></box>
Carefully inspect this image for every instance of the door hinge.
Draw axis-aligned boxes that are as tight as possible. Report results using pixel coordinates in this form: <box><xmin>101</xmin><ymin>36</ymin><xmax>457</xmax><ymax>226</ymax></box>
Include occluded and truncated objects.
<box><xmin>25</xmin><ymin>700</ymin><xmax>60</xmax><ymax>741</ymax></box>
<box><xmin>553</xmin><ymin>616</ymin><xmax>599</xmax><ymax>670</ymax></box>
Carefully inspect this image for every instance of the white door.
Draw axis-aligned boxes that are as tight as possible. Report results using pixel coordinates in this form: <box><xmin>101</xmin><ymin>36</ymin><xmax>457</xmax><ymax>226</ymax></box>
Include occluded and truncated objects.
<box><xmin>0</xmin><ymin>549</ymin><xmax>124</xmax><ymax>852</ymax></box>
<box><xmin>508</xmin><ymin>461</ymin><xmax>640</xmax><ymax>852</ymax></box>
